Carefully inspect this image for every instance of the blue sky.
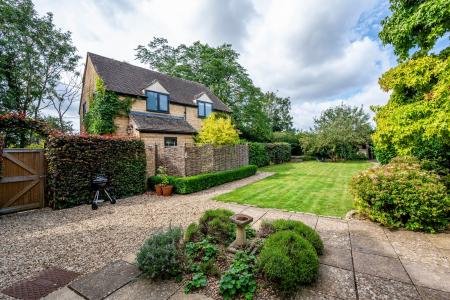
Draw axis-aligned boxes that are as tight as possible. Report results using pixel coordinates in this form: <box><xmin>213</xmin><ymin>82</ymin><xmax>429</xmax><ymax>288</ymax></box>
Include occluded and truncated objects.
<box><xmin>34</xmin><ymin>0</ymin><xmax>396</xmax><ymax>131</ymax></box>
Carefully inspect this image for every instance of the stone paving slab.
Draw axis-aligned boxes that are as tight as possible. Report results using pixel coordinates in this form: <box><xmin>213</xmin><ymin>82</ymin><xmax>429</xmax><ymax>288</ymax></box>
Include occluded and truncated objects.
<box><xmin>105</xmin><ymin>278</ymin><xmax>180</xmax><ymax>300</ymax></box>
<box><xmin>261</xmin><ymin>209</ymin><xmax>292</xmax><ymax>221</ymax></box>
<box><xmin>169</xmin><ymin>292</ymin><xmax>214</xmax><ymax>299</ymax></box>
<box><xmin>355</xmin><ymin>272</ymin><xmax>420</xmax><ymax>300</ymax></box>
<box><xmin>401</xmin><ymin>259</ymin><xmax>450</xmax><ymax>293</ymax></box>
<box><xmin>318</xmin><ymin>229</ymin><xmax>351</xmax><ymax>250</ymax></box>
<box><xmin>319</xmin><ymin>246</ymin><xmax>353</xmax><ymax>271</ymax></box>
<box><xmin>43</xmin><ymin>287</ymin><xmax>84</xmax><ymax>300</ymax></box>
<box><xmin>305</xmin><ymin>264</ymin><xmax>356</xmax><ymax>299</ymax></box>
<box><xmin>240</xmin><ymin>207</ymin><xmax>268</xmax><ymax>224</ymax></box>
<box><xmin>417</xmin><ymin>286</ymin><xmax>450</xmax><ymax>300</ymax></box>
<box><xmin>289</xmin><ymin>213</ymin><xmax>318</xmax><ymax>228</ymax></box>
<box><xmin>295</xmin><ymin>289</ymin><xmax>341</xmax><ymax>299</ymax></box>
<box><xmin>427</xmin><ymin>233</ymin><xmax>450</xmax><ymax>250</ymax></box>
<box><xmin>350</xmin><ymin>234</ymin><xmax>397</xmax><ymax>257</ymax></box>
<box><xmin>353</xmin><ymin>251</ymin><xmax>411</xmax><ymax>283</ymax></box>
<box><xmin>69</xmin><ymin>260</ymin><xmax>141</xmax><ymax>300</ymax></box>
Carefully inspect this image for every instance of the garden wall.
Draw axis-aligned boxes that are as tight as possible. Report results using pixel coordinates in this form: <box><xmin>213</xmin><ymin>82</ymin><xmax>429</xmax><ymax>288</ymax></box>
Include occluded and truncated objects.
<box><xmin>147</xmin><ymin>144</ymin><xmax>249</xmax><ymax>177</ymax></box>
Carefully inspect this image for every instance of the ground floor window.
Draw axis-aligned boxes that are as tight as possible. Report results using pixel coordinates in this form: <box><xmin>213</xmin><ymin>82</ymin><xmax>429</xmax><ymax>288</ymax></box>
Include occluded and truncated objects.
<box><xmin>164</xmin><ymin>137</ymin><xmax>177</xmax><ymax>147</ymax></box>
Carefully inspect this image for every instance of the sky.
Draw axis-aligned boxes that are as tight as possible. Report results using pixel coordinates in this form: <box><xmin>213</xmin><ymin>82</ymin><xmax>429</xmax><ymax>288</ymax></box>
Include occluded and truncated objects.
<box><xmin>34</xmin><ymin>0</ymin><xmax>396</xmax><ymax>131</ymax></box>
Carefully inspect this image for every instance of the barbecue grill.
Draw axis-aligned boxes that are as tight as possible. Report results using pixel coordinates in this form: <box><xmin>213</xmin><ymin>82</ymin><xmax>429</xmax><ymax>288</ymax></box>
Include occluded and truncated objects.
<box><xmin>91</xmin><ymin>175</ymin><xmax>116</xmax><ymax>210</ymax></box>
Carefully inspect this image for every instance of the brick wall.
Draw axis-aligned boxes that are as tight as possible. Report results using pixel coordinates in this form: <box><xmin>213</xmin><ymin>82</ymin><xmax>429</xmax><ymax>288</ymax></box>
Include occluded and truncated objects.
<box><xmin>146</xmin><ymin>144</ymin><xmax>249</xmax><ymax>177</ymax></box>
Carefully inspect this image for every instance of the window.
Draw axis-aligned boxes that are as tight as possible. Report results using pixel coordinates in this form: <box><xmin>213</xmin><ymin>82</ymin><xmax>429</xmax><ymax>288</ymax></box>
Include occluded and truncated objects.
<box><xmin>82</xmin><ymin>102</ymin><xmax>87</xmax><ymax>117</ymax></box>
<box><xmin>164</xmin><ymin>137</ymin><xmax>177</xmax><ymax>147</ymax></box>
<box><xmin>198</xmin><ymin>101</ymin><xmax>212</xmax><ymax>117</ymax></box>
<box><xmin>146</xmin><ymin>91</ymin><xmax>169</xmax><ymax>113</ymax></box>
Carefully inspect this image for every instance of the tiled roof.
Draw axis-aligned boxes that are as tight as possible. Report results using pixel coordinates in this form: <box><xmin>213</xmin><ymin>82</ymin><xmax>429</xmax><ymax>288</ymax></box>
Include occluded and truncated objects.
<box><xmin>87</xmin><ymin>53</ymin><xmax>231</xmax><ymax>112</ymax></box>
<box><xmin>130</xmin><ymin>111</ymin><xmax>197</xmax><ymax>134</ymax></box>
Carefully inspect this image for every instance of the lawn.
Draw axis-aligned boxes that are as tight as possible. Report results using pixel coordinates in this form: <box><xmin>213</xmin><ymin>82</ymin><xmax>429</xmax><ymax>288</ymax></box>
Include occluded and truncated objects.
<box><xmin>214</xmin><ymin>161</ymin><xmax>374</xmax><ymax>217</ymax></box>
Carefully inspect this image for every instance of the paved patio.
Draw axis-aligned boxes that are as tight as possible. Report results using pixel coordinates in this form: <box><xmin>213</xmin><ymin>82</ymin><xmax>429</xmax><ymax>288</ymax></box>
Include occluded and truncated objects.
<box><xmin>1</xmin><ymin>172</ymin><xmax>449</xmax><ymax>299</ymax></box>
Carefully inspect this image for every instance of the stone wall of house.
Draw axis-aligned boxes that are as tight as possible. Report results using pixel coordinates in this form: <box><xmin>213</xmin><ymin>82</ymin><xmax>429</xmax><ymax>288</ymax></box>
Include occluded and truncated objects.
<box><xmin>146</xmin><ymin>144</ymin><xmax>249</xmax><ymax>177</ymax></box>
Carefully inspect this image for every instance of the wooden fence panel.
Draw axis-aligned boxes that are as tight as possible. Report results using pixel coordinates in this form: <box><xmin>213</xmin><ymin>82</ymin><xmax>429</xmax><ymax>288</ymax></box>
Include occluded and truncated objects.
<box><xmin>0</xmin><ymin>149</ymin><xmax>45</xmax><ymax>214</ymax></box>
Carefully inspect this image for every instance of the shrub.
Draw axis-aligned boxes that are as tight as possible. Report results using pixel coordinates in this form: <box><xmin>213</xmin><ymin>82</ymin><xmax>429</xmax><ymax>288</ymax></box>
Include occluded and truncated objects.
<box><xmin>265</xmin><ymin>143</ymin><xmax>291</xmax><ymax>164</ymax></box>
<box><xmin>136</xmin><ymin>227</ymin><xmax>183</xmax><ymax>279</ymax></box>
<box><xmin>271</xmin><ymin>219</ymin><xmax>324</xmax><ymax>255</ymax></box>
<box><xmin>184</xmin><ymin>223</ymin><xmax>204</xmax><ymax>243</ymax></box>
<box><xmin>299</xmin><ymin>155</ymin><xmax>316</xmax><ymax>161</ymax></box>
<box><xmin>272</xmin><ymin>131</ymin><xmax>303</xmax><ymax>155</ymax></box>
<box><xmin>350</xmin><ymin>158</ymin><xmax>450</xmax><ymax>232</ymax></box>
<box><xmin>199</xmin><ymin>209</ymin><xmax>235</xmax><ymax>244</ymax></box>
<box><xmin>148</xmin><ymin>174</ymin><xmax>176</xmax><ymax>190</ymax></box>
<box><xmin>46</xmin><ymin>134</ymin><xmax>146</xmax><ymax>209</ymax></box>
<box><xmin>197</xmin><ymin>113</ymin><xmax>240</xmax><ymax>145</ymax></box>
<box><xmin>249</xmin><ymin>142</ymin><xmax>270</xmax><ymax>167</ymax></box>
<box><xmin>173</xmin><ymin>165</ymin><xmax>257</xmax><ymax>194</ymax></box>
<box><xmin>220</xmin><ymin>251</ymin><xmax>257</xmax><ymax>300</ymax></box>
<box><xmin>258</xmin><ymin>231</ymin><xmax>319</xmax><ymax>294</ymax></box>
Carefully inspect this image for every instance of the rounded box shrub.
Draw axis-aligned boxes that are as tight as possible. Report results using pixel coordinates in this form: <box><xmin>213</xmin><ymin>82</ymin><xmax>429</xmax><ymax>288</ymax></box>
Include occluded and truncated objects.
<box><xmin>199</xmin><ymin>209</ymin><xmax>235</xmax><ymax>244</ymax></box>
<box><xmin>184</xmin><ymin>223</ymin><xmax>204</xmax><ymax>243</ymax></box>
<box><xmin>258</xmin><ymin>231</ymin><xmax>319</xmax><ymax>294</ymax></box>
<box><xmin>350</xmin><ymin>157</ymin><xmax>450</xmax><ymax>232</ymax></box>
<box><xmin>136</xmin><ymin>227</ymin><xmax>184</xmax><ymax>279</ymax></box>
<box><xmin>271</xmin><ymin>219</ymin><xmax>324</xmax><ymax>255</ymax></box>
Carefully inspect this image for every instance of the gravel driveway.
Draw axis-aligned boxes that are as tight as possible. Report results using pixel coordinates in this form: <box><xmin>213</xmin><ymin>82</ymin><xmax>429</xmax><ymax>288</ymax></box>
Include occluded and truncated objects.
<box><xmin>0</xmin><ymin>172</ymin><xmax>273</xmax><ymax>297</ymax></box>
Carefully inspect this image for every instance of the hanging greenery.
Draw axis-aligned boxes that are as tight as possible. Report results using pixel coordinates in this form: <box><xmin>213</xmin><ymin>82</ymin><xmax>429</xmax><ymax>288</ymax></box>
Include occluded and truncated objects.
<box><xmin>84</xmin><ymin>78</ymin><xmax>132</xmax><ymax>134</ymax></box>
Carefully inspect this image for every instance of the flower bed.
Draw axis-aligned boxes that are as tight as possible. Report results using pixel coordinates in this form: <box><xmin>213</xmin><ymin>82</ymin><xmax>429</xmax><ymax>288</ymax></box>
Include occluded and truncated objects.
<box><xmin>136</xmin><ymin>209</ymin><xmax>323</xmax><ymax>299</ymax></box>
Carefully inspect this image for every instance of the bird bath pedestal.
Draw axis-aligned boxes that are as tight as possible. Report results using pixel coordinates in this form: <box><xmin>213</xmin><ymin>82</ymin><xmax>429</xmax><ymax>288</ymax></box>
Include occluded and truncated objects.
<box><xmin>228</xmin><ymin>213</ymin><xmax>253</xmax><ymax>253</ymax></box>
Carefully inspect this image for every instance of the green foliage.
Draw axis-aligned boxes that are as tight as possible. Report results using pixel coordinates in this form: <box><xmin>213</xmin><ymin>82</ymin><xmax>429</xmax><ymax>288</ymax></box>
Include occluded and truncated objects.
<box><xmin>350</xmin><ymin>157</ymin><xmax>450</xmax><ymax>232</ymax></box>
<box><xmin>248</xmin><ymin>143</ymin><xmax>270</xmax><ymax>167</ymax></box>
<box><xmin>185</xmin><ymin>239</ymin><xmax>219</xmax><ymax>264</ymax></box>
<box><xmin>299</xmin><ymin>155</ymin><xmax>316</xmax><ymax>161</ymax></box>
<box><xmin>219</xmin><ymin>251</ymin><xmax>257</xmax><ymax>300</ymax></box>
<box><xmin>136</xmin><ymin>227</ymin><xmax>183</xmax><ymax>279</ymax></box>
<box><xmin>84</xmin><ymin>78</ymin><xmax>132</xmax><ymax>134</ymax></box>
<box><xmin>0</xmin><ymin>113</ymin><xmax>53</xmax><ymax>147</ymax></box>
<box><xmin>379</xmin><ymin>0</ymin><xmax>450</xmax><ymax>61</ymax></box>
<box><xmin>372</xmin><ymin>54</ymin><xmax>450</xmax><ymax>170</ymax></box>
<box><xmin>199</xmin><ymin>209</ymin><xmax>235</xmax><ymax>244</ymax></box>
<box><xmin>172</xmin><ymin>165</ymin><xmax>258</xmax><ymax>194</ymax></box>
<box><xmin>301</xmin><ymin>105</ymin><xmax>372</xmax><ymax>161</ymax></box>
<box><xmin>258</xmin><ymin>231</ymin><xmax>319</xmax><ymax>294</ymax></box>
<box><xmin>197</xmin><ymin>113</ymin><xmax>240</xmax><ymax>145</ymax></box>
<box><xmin>184</xmin><ymin>223</ymin><xmax>204</xmax><ymax>243</ymax></box>
<box><xmin>0</xmin><ymin>0</ymin><xmax>79</xmax><ymax>118</ymax></box>
<box><xmin>272</xmin><ymin>131</ymin><xmax>302</xmax><ymax>155</ymax></box>
<box><xmin>135</xmin><ymin>37</ymin><xmax>287</xmax><ymax>142</ymax></box>
<box><xmin>43</xmin><ymin>116</ymin><xmax>74</xmax><ymax>133</ymax></box>
<box><xmin>265</xmin><ymin>143</ymin><xmax>291</xmax><ymax>164</ymax></box>
<box><xmin>184</xmin><ymin>272</ymin><xmax>207</xmax><ymax>294</ymax></box>
<box><xmin>156</xmin><ymin>166</ymin><xmax>170</xmax><ymax>186</ymax></box>
<box><xmin>271</xmin><ymin>219</ymin><xmax>324</xmax><ymax>255</ymax></box>
<box><xmin>46</xmin><ymin>135</ymin><xmax>146</xmax><ymax>208</ymax></box>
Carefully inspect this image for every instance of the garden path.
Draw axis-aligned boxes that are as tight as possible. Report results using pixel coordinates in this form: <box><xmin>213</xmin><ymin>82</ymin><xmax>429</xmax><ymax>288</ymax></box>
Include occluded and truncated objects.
<box><xmin>0</xmin><ymin>172</ymin><xmax>449</xmax><ymax>299</ymax></box>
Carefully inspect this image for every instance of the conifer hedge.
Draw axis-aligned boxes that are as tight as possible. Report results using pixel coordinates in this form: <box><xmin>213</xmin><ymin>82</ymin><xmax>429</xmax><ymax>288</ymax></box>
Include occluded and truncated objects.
<box><xmin>46</xmin><ymin>134</ymin><xmax>146</xmax><ymax>208</ymax></box>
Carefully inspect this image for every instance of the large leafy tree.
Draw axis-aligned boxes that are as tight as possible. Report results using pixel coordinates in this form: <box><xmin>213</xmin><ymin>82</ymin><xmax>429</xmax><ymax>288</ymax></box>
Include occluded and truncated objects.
<box><xmin>135</xmin><ymin>38</ymin><xmax>290</xmax><ymax>141</ymax></box>
<box><xmin>0</xmin><ymin>0</ymin><xmax>79</xmax><ymax>118</ymax></box>
<box><xmin>379</xmin><ymin>0</ymin><xmax>450</xmax><ymax>61</ymax></box>
<box><xmin>301</xmin><ymin>105</ymin><xmax>372</xmax><ymax>161</ymax></box>
<box><xmin>263</xmin><ymin>92</ymin><xmax>293</xmax><ymax>132</ymax></box>
<box><xmin>374</xmin><ymin>0</ymin><xmax>450</xmax><ymax>169</ymax></box>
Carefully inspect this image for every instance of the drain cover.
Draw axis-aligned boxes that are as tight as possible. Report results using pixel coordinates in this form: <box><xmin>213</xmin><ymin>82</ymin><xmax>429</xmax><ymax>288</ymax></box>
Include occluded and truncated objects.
<box><xmin>2</xmin><ymin>268</ymin><xmax>79</xmax><ymax>299</ymax></box>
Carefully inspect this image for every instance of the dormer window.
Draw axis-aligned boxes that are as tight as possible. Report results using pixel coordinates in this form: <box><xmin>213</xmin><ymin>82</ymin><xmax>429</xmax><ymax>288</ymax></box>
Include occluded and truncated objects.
<box><xmin>146</xmin><ymin>91</ymin><xmax>169</xmax><ymax>113</ymax></box>
<box><xmin>198</xmin><ymin>101</ymin><xmax>212</xmax><ymax>118</ymax></box>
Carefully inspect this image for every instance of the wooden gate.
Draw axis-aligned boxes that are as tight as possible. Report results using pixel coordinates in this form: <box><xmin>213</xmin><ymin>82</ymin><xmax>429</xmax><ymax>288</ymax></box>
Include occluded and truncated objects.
<box><xmin>0</xmin><ymin>149</ymin><xmax>46</xmax><ymax>214</ymax></box>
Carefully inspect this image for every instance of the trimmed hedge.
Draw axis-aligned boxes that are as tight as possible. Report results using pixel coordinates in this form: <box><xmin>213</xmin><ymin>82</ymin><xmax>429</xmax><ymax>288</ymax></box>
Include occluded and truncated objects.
<box><xmin>149</xmin><ymin>165</ymin><xmax>257</xmax><ymax>194</ymax></box>
<box><xmin>46</xmin><ymin>134</ymin><xmax>147</xmax><ymax>209</ymax></box>
<box><xmin>266</xmin><ymin>143</ymin><xmax>291</xmax><ymax>164</ymax></box>
<box><xmin>249</xmin><ymin>142</ymin><xmax>291</xmax><ymax>166</ymax></box>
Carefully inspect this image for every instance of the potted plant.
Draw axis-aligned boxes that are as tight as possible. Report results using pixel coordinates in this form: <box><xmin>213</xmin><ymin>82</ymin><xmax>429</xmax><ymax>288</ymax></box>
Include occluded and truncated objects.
<box><xmin>156</xmin><ymin>166</ymin><xmax>173</xmax><ymax>196</ymax></box>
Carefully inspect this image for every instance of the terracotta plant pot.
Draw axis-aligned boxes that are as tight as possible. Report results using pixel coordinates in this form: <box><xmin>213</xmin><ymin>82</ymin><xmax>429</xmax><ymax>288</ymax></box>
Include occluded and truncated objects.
<box><xmin>162</xmin><ymin>185</ymin><xmax>173</xmax><ymax>196</ymax></box>
<box><xmin>155</xmin><ymin>184</ymin><xmax>163</xmax><ymax>196</ymax></box>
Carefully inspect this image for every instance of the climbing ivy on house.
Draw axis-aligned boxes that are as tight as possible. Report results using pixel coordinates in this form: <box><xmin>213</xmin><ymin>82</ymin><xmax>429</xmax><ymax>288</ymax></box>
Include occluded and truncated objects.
<box><xmin>84</xmin><ymin>78</ymin><xmax>132</xmax><ymax>134</ymax></box>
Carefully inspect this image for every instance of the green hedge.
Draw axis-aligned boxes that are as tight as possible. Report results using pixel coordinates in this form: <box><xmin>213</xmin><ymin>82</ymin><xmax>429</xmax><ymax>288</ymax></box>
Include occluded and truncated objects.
<box><xmin>46</xmin><ymin>134</ymin><xmax>147</xmax><ymax>209</ymax></box>
<box><xmin>249</xmin><ymin>142</ymin><xmax>270</xmax><ymax>167</ymax></box>
<box><xmin>249</xmin><ymin>142</ymin><xmax>291</xmax><ymax>166</ymax></box>
<box><xmin>149</xmin><ymin>165</ymin><xmax>257</xmax><ymax>194</ymax></box>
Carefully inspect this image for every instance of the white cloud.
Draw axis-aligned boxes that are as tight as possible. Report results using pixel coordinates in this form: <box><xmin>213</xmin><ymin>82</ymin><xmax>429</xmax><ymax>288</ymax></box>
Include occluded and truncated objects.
<box><xmin>33</xmin><ymin>0</ymin><xmax>394</xmax><ymax>132</ymax></box>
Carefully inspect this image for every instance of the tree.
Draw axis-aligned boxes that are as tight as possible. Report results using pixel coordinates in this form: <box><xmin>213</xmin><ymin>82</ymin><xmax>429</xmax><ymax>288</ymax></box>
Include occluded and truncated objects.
<box><xmin>263</xmin><ymin>92</ymin><xmax>293</xmax><ymax>132</ymax></box>
<box><xmin>374</xmin><ymin>0</ymin><xmax>450</xmax><ymax>170</ymax></box>
<box><xmin>135</xmin><ymin>38</ymin><xmax>283</xmax><ymax>141</ymax></box>
<box><xmin>196</xmin><ymin>113</ymin><xmax>240</xmax><ymax>145</ymax></box>
<box><xmin>379</xmin><ymin>0</ymin><xmax>450</xmax><ymax>61</ymax></box>
<box><xmin>0</xmin><ymin>0</ymin><xmax>79</xmax><ymax>118</ymax></box>
<box><xmin>272</xmin><ymin>131</ymin><xmax>302</xmax><ymax>155</ymax></box>
<box><xmin>43</xmin><ymin>115</ymin><xmax>73</xmax><ymax>133</ymax></box>
<box><xmin>47</xmin><ymin>71</ymin><xmax>80</xmax><ymax>133</ymax></box>
<box><xmin>300</xmin><ymin>105</ymin><xmax>372</xmax><ymax>161</ymax></box>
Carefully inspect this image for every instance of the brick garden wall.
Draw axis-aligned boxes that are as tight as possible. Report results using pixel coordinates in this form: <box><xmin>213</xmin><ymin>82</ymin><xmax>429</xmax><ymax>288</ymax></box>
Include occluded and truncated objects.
<box><xmin>145</xmin><ymin>144</ymin><xmax>249</xmax><ymax>177</ymax></box>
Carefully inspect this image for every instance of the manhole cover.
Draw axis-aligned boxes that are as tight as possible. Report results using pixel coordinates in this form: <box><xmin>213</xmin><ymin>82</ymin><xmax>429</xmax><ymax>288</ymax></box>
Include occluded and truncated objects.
<box><xmin>1</xmin><ymin>268</ymin><xmax>79</xmax><ymax>299</ymax></box>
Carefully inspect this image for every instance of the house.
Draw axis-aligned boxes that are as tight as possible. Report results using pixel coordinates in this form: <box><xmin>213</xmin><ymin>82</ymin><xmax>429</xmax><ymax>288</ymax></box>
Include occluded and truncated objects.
<box><xmin>79</xmin><ymin>52</ymin><xmax>231</xmax><ymax>147</ymax></box>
